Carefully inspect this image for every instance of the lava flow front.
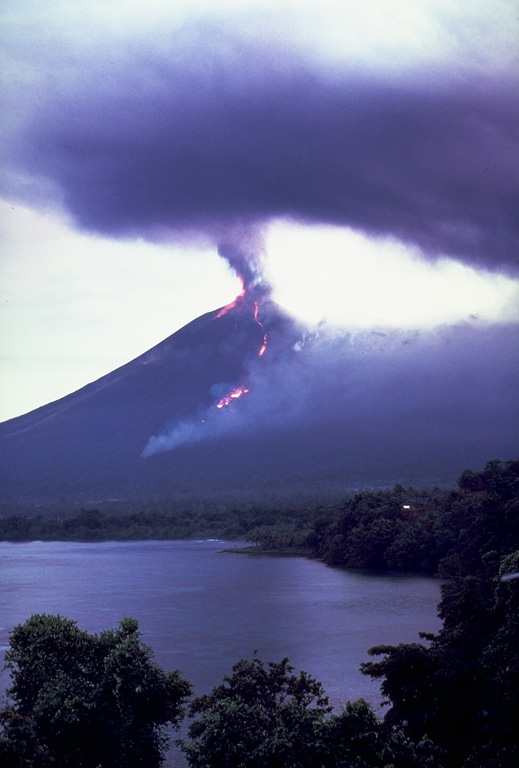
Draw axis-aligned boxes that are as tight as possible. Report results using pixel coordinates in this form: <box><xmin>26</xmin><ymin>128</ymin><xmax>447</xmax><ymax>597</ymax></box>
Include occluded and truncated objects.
<box><xmin>216</xmin><ymin>386</ymin><xmax>250</xmax><ymax>409</ymax></box>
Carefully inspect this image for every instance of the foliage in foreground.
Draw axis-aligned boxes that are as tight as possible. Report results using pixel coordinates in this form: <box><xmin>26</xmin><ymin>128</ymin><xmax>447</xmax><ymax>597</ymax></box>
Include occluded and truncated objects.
<box><xmin>179</xmin><ymin>654</ymin><xmax>440</xmax><ymax>768</ymax></box>
<box><xmin>361</xmin><ymin>552</ymin><xmax>519</xmax><ymax>768</ymax></box>
<box><xmin>0</xmin><ymin>615</ymin><xmax>191</xmax><ymax>768</ymax></box>
<box><xmin>361</xmin><ymin>459</ymin><xmax>519</xmax><ymax>768</ymax></box>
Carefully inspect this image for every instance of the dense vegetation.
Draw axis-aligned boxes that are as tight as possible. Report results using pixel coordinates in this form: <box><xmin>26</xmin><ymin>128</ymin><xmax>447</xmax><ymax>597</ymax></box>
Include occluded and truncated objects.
<box><xmin>0</xmin><ymin>615</ymin><xmax>191</xmax><ymax>767</ymax></box>
<box><xmin>0</xmin><ymin>503</ymin><xmax>320</xmax><ymax>543</ymax></box>
<box><xmin>250</xmin><ymin>459</ymin><xmax>519</xmax><ymax>575</ymax></box>
<box><xmin>2</xmin><ymin>460</ymin><xmax>517</xmax><ymax>583</ymax></box>
<box><xmin>1</xmin><ymin>459</ymin><xmax>518</xmax><ymax>766</ymax></box>
<box><xmin>178</xmin><ymin>654</ymin><xmax>440</xmax><ymax>768</ymax></box>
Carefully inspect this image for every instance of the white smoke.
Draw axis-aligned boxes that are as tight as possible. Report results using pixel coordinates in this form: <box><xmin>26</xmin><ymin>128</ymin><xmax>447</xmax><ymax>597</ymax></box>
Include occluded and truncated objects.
<box><xmin>141</xmin><ymin>388</ymin><xmax>258</xmax><ymax>458</ymax></box>
<box><xmin>141</xmin><ymin>320</ymin><xmax>519</xmax><ymax>459</ymax></box>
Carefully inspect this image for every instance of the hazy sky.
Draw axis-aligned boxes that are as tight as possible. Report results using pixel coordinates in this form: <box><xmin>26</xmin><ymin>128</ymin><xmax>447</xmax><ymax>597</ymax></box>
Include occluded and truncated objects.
<box><xmin>1</xmin><ymin>0</ymin><xmax>518</xmax><ymax>423</ymax></box>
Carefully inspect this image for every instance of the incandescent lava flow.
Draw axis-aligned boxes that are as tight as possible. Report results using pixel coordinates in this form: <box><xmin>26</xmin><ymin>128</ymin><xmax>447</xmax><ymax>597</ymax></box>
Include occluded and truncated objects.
<box><xmin>212</xmin><ymin>285</ymin><xmax>269</xmax><ymax>411</ymax></box>
<box><xmin>210</xmin><ymin>240</ymin><xmax>271</xmax><ymax>412</ymax></box>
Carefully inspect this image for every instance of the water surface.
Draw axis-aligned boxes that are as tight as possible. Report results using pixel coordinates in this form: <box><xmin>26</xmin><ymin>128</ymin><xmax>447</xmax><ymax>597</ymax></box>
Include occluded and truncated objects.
<box><xmin>0</xmin><ymin>540</ymin><xmax>442</xmax><ymax>763</ymax></box>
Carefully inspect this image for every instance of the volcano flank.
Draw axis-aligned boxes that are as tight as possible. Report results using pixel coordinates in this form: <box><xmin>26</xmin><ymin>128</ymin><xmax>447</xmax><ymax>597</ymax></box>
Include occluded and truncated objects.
<box><xmin>1</xmin><ymin>298</ymin><xmax>518</xmax><ymax>506</ymax></box>
<box><xmin>0</xmin><ymin>299</ymin><xmax>313</xmax><ymax>501</ymax></box>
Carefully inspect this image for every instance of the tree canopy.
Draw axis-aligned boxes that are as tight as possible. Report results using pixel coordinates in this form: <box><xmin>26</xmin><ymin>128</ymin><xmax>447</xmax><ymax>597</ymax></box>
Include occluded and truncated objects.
<box><xmin>178</xmin><ymin>654</ymin><xmax>441</xmax><ymax>768</ymax></box>
<box><xmin>0</xmin><ymin>615</ymin><xmax>191</xmax><ymax>767</ymax></box>
<box><xmin>361</xmin><ymin>460</ymin><xmax>519</xmax><ymax>768</ymax></box>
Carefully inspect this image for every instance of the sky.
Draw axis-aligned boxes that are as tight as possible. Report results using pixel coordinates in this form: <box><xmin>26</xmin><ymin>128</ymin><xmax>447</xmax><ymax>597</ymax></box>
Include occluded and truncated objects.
<box><xmin>0</xmin><ymin>0</ymin><xmax>518</xmax><ymax>424</ymax></box>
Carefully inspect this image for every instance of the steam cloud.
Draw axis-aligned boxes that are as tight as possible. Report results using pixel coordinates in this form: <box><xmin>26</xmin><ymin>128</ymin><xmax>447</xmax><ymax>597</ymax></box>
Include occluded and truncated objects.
<box><xmin>141</xmin><ymin>321</ymin><xmax>519</xmax><ymax>461</ymax></box>
<box><xmin>142</xmin><ymin>397</ymin><xmax>249</xmax><ymax>457</ymax></box>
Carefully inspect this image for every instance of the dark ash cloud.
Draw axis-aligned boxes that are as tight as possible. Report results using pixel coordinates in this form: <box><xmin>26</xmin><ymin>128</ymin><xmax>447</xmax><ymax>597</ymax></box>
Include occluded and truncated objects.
<box><xmin>3</xmin><ymin>35</ymin><xmax>519</xmax><ymax>272</ymax></box>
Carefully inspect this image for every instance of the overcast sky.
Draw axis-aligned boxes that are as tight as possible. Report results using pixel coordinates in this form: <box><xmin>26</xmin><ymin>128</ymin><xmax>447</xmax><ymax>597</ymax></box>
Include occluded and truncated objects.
<box><xmin>1</xmin><ymin>0</ymin><xmax>518</xmax><ymax>423</ymax></box>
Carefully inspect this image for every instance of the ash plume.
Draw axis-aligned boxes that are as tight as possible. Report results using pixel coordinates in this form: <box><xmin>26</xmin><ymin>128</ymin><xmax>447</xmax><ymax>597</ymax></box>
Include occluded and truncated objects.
<box><xmin>218</xmin><ymin>235</ymin><xmax>272</xmax><ymax>300</ymax></box>
<box><xmin>1</xmin><ymin>13</ymin><xmax>518</xmax><ymax>274</ymax></box>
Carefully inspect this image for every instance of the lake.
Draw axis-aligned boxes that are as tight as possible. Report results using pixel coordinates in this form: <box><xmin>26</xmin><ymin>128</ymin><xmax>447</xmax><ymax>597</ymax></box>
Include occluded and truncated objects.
<box><xmin>0</xmin><ymin>540</ymin><xmax>442</xmax><ymax>762</ymax></box>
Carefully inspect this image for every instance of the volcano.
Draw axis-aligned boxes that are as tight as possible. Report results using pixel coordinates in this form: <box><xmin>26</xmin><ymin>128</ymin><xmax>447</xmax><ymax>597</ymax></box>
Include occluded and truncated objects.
<box><xmin>0</xmin><ymin>298</ymin><xmax>296</xmax><ymax>504</ymax></box>
<box><xmin>1</xmin><ymin>296</ymin><xmax>518</xmax><ymax>507</ymax></box>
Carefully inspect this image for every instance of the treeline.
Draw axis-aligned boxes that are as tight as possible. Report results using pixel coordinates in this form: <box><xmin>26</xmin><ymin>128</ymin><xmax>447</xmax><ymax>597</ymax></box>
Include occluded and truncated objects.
<box><xmin>1</xmin><ymin>460</ymin><xmax>518</xmax><ymax>585</ymax></box>
<box><xmin>0</xmin><ymin>504</ymin><xmax>319</xmax><ymax>543</ymax></box>
<box><xmin>249</xmin><ymin>459</ymin><xmax>519</xmax><ymax>577</ymax></box>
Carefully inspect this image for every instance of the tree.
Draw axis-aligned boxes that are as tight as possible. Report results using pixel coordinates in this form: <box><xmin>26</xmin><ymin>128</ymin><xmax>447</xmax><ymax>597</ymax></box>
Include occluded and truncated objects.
<box><xmin>179</xmin><ymin>654</ymin><xmax>440</xmax><ymax>768</ymax></box>
<box><xmin>360</xmin><ymin>458</ymin><xmax>519</xmax><ymax>768</ymax></box>
<box><xmin>179</xmin><ymin>654</ymin><xmax>333</xmax><ymax>768</ymax></box>
<box><xmin>0</xmin><ymin>614</ymin><xmax>191</xmax><ymax>767</ymax></box>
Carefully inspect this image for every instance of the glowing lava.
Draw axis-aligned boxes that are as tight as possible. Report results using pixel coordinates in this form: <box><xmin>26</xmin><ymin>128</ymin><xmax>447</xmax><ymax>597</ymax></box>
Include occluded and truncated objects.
<box><xmin>216</xmin><ymin>386</ymin><xmax>250</xmax><ymax>409</ymax></box>
<box><xmin>258</xmin><ymin>335</ymin><xmax>268</xmax><ymax>357</ymax></box>
<box><xmin>216</xmin><ymin>281</ymin><xmax>246</xmax><ymax>318</ymax></box>
<box><xmin>254</xmin><ymin>301</ymin><xmax>268</xmax><ymax>357</ymax></box>
<box><xmin>213</xmin><ymin>291</ymin><xmax>268</xmax><ymax>412</ymax></box>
